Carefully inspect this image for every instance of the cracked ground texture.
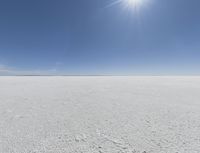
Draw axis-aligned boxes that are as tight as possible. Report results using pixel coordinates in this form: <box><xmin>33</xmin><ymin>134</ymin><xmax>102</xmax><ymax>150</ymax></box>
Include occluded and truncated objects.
<box><xmin>0</xmin><ymin>76</ymin><xmax>200</xmax><ymax>153</ymax></box>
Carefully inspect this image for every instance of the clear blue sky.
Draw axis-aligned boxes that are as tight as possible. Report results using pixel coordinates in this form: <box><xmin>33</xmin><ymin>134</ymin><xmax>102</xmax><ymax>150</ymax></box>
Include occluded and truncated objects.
<box><xmin>0</xmin><ymin>0</ymin><xmax>200</xmax><ymax>75</ymax></box>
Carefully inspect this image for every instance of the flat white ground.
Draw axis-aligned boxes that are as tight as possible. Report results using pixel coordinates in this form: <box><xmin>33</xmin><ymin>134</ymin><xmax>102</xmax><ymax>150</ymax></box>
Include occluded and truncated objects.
<box><xmin>0</xmin><ymin>76</ymin><xmax>200</xmax><ymax>153</ymax></box>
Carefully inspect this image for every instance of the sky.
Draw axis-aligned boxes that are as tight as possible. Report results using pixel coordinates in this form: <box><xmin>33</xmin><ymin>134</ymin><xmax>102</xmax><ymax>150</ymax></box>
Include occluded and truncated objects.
<box><xmin>0</xmin><ymin>0</ymin><xmax>200</xmax><ymax>75</ymax></box>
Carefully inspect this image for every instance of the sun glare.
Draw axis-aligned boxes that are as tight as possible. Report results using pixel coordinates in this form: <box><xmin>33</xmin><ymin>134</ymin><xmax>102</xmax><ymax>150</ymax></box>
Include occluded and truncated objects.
<box><xmin>126</xmin><ymin>0</ymin><xmax>142</xmax><ymax>7</ymax></box>
<box><xmin>123</xmin><ymin>0</ymin><xmax>144</xmax><ymax>9</ymax></box>
<box><xmin>106</xmin><ymin>0</ymin><xmax>148</xmax><ymax>13</ymax></box>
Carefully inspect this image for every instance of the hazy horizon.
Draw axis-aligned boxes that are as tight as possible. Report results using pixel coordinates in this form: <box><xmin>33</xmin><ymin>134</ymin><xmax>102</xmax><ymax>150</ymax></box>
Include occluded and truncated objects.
<box><xmin>0</xmin><ymin>0</ymin><xmax>200</xmax><ymax>75</ymax></box>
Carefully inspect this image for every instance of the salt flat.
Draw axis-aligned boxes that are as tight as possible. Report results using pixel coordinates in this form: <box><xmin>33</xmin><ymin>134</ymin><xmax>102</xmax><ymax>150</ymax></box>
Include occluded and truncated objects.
<box><xmin>0</xmin><ymin>76</ymin><xmax>200</xmax><ymax>153</ymax></box>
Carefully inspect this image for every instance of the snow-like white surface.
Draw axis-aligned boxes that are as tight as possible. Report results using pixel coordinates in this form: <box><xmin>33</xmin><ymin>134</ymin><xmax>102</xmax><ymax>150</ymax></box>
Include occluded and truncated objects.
<box><xmin>0</xmin><ymin>76</ymin><xmax>200</xmax><ymax>153</ymax></box>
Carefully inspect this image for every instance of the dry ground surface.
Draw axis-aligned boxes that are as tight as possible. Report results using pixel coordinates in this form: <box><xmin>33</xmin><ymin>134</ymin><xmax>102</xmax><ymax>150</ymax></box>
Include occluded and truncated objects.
<box><xmin>0</xmin><ymin>76</ymin><xmax>200</xmax><ymax>153</ymax></box>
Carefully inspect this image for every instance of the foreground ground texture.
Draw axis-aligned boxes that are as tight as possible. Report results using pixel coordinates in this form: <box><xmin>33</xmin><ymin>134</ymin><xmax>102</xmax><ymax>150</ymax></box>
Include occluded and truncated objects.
<box><xmin>0</xmin><ymin>76</ymin><xmax>200</xmax><ymax>153</ymax></box>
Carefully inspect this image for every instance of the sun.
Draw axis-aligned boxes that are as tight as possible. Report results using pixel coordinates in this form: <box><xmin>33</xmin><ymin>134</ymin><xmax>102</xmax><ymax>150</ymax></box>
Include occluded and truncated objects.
<box><xmin>126</xmin><ymin>0</ymin><xmax>142</xmax><ymax>7</ymax></box>
<box><xmin>106</xmin><ymin>0</ymin><xmax>148</xmax><ymax>12</ymax></box>
<box><xmin>123</xmin><ymin>0</ymin><xmax>144</xmax><ymax>9</ymax></box>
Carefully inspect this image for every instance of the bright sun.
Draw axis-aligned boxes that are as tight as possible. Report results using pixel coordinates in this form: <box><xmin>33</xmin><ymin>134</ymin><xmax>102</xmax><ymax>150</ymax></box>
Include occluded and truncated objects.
<box><xmin>124</xmin><ymin>0</ymin><xmax>144</xmax><ymax>9</ymax></box>
<box><xmin>106</xmin><ymin>0</ymin><xmax>147</xmax><ymax>12</ymax></box>
<box><xmin>127</xmin><ymin>0</ymin><xmax>142</xmax><ymax>6</ymax></box>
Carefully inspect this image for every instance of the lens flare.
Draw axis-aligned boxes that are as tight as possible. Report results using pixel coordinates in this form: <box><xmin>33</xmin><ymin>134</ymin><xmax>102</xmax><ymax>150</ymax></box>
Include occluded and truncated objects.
<box><xmin>106</xmin><ymin>0</ymin><xmax>149</xmax><ymax>14</ymax></box>
<box><xmin>126</xmin><ymin>0</ymin><xmax>143</xmax><ymax>7</ymax></box>
<box><xmin>122</xmin><ymin>0</ymin><xmax>145</xmax><ymax>11</ymax></box>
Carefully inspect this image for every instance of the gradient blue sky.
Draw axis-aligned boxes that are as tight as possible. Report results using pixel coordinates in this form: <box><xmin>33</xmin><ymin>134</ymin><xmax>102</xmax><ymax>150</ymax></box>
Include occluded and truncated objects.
<box><xmin>0</xmin><ymin>0</ymin><xmax>200</xmax><ymax>75</ymax></box>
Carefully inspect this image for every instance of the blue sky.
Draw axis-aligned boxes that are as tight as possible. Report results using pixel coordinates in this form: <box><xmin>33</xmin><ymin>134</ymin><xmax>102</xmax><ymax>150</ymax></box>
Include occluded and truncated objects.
<box><xmin>0</xmin><ymin>0</ymin><xmax>200</xmax><ymax>75</ymax></box>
